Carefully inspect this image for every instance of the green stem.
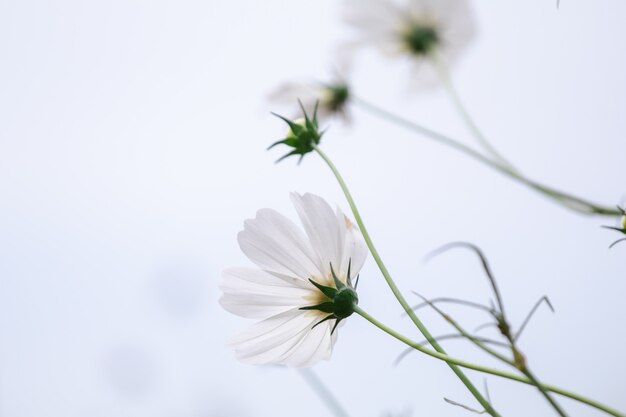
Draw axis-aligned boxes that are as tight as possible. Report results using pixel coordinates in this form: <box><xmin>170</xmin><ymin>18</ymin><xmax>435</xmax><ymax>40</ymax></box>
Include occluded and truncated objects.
<box><xmin>351</xmin><ymin>96</ymin><xmax>620</xmax><ymax>217</ymax></box>
<box><xmin>503</xmin><ymin>322</ymin><xmax>568</xmax><ymax>417</ymax></box>
<box><xmin>432</xmin><ymin>53</ymin><xmax>516</xmax><ymax>171</ymax></box>
<box><xmin>521</xmin><ymin>366</ymin><xmax>569</xmax><ymax>417</ymax></box>
<box><xmin>432</xmin><ymin>299</ymin><xmax>568</xmax><ymax>416</ymax></box>
<box><xmin>298</xmin><ymin>369</ymin><xmax>351</xmax><ymax>417</ymax></box>
<box><xmin>354</xmin><ymin>306</ymin><xmax>624</xmax><ymax>417</ymax></box>
<box><xmin>313</xmin><ymin>146</ymin><xmax>500</xmax><ymax>417</ymax></box>
<box><xmin>421</xmin><ymin>298</ymin><xmax>514</xmax><ymax>365</ymax></box>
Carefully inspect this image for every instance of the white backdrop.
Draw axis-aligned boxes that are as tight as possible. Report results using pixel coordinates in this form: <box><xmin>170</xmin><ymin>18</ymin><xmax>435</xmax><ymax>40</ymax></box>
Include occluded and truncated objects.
<box><xmin>1</xmin><ymin>1</ymin><xmax>625</xmax><ymax>416</ymax></box>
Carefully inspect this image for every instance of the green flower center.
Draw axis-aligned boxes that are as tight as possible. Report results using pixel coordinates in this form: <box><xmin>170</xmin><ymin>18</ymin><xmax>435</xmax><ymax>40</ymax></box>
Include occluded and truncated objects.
<box><xmin>324</xmin><ymin>83</ymin><xmax>350</xmax><ymax>113</ymax></box>
<box><xmin>403</xmin><ymin>23</ymin><xmax>439</xmax><ymax>56</ymax></box>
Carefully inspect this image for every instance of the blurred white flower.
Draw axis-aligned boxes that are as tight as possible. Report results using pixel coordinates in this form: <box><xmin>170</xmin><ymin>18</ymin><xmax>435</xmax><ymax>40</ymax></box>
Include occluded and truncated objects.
<box><xmin>268</xmin><ymin>77</ymin><xmax>351</xmax><ymax>122</ymax></box>
<box><xmin>220</xmin><ymin>192</ymin><xmax>368</xmax><ymax>367</ymax></box>
<box><xmin>341</xmin><ymin>0</ymin><xmax>476</xmax><ymax>88</ymax></box>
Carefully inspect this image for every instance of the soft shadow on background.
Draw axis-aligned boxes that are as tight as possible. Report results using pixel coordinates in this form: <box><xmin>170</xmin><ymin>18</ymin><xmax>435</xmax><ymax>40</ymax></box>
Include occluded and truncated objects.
<box><xmin>1</xmin><ymin>1</ymin><xmax>624</xmax><ymax>416</ymax></box>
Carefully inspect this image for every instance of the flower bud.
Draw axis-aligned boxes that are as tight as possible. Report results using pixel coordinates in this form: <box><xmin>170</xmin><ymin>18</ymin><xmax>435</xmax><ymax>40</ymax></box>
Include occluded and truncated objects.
<box><xmin>269</xmin><ymin>101</ymin><xmax>323</xmax><ymax>163</ymax></box>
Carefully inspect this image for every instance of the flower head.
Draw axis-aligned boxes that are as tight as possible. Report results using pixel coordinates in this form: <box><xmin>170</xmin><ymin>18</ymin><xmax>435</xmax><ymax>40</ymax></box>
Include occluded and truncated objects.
<box><xmin>269</xmin><ymin>103</ymin><xmax>323</xmax><ymax>163</ymax></box>
<box><xmin>220</xmin><ymin>193</ymin><xmax>368</xmax><ymax>367</ymax></box>
<box><xmin>268</xmin><ymin>78</ymin><xmax>351</xmax><ymax>122</ymax></box>
<box><xmin>341</xmin><ymin>0</ymin><xmax>476</xmax><ymax>88</ymax></box>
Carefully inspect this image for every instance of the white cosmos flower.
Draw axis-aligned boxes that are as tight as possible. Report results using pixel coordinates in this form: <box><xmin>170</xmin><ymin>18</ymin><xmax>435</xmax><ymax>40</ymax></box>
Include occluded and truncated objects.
<box><xmin>220</xmin><ymin>192</ymin><xmax>368</xmax><ymax>367</ymax></box>
<box><xmin>341</xmin><ymin>0</ymin><xmax>476</xmax><ymax>88</ymax></box>
<box><xmin>267</xmin><ymin>75</ymin><xmax>351</xmax><ymax>122</ymax></box>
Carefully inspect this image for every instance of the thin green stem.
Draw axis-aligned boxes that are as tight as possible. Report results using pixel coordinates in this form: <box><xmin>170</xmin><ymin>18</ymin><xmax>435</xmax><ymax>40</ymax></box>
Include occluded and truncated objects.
<box><xmin>467</xmin><ymin>322</ymin><xmax>567</xmax><ymax>415</ymax></box>
<box><xmin>422</xmin><ymin>295</ymin><xmax>568</xmax><ymax>416</ymax></box>
<box><xmin>521</xmin><ymin>366</ymin><xmax>568</xmax><ymax>417</ymax></box>
<box><xmin>503</xmin><ymin>326</ymin><xmax>569</xmax><ymax>417</ymax></box>
<box><xmin>425</xmin><ymin>243</ymin><xmax>567</xmax><ymax>416</ymax></box>
<box><xmin>313</xmin><ymin>145</ymin><xmax>500</xmax><ymax>417</ymax></box>
<box><xmin>354</xmin><ymin>306</ymin><xmax>624</xmax><ymax>417</ymax></box>
<box><xmin>351</xmin><ymin>96</ymin><xmax>620</xmax><ymax>217</ymax></box>
<box><xmin>298</xmin><ymin>369</ymin><xmax>351</xmax><ymax>417</ymax></box>
<box><xmin>418</xmin><ymin>297</ymin><xmax>513</xmax><ymax>365</ymax></box>
<box><xmin>432</xmin><ymin>53</ymin><xmax>516</xmax><ymax>171</ymax></box>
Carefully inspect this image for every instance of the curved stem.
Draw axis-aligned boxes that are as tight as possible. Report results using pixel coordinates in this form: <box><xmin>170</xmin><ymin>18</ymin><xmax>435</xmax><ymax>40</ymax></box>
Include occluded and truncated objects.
<box><xmin>313</xmin><ymin>145</ymin><xmax>500</xmax><ymax>417</ymax></box>
<box><xmin>432</xmin><ymin>54</ymin><xmax>516</xmax><ymax>171</ymax></box>
<box><xmin>351</xmin><ymin>96</ymin><xmax>620</xmax><ymax>217</ymax></box>
<box><xmin>298</xmin><ymin>369</ymin><xmax>351</xmax><ymax>417</ymax></box>
<box><xmin>354</xmin><ymin>306</ymin><xmax>624</xmax><ymax>417</ymax></box>
<box><xmin>415</xmin><ymin>295</ymin><xmax>513</xmax><ymax>365</ymax></box>
<box><xmin>427</xmin><ymin>296</ymin><xmax>568</xmax><ymax>416</ymax></box>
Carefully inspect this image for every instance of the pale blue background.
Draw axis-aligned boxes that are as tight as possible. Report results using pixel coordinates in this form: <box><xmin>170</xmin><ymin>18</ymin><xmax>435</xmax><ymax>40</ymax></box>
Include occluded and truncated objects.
<box><xmin>1</xmin><ymin>1</ymin><xmax>624</xmax><ymax>416</ymax></box>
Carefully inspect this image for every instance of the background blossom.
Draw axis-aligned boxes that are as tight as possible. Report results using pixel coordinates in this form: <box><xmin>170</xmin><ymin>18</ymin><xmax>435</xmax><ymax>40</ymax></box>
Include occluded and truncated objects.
<box><xmin>341</xmin><ymin>0</ymin><xmax>476</xmax><ymax>88</ymax></box>
<box><xmin>267</xmin><ymin>72</ymin><xmax>352</xmax><ymax>122</ymax></box>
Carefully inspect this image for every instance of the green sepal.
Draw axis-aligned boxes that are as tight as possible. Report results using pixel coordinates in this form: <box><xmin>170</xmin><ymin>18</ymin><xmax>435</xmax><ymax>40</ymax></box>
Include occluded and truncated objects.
<box><xmin>299</xmin><ymin>99</ymin><xmax>319</xmax><ymax>130</ymax></box>
<box><xmin>310</xmin><ymin>315</ymin><xmax>343</xmax><ymax>335</ymax></box>
<box><xmin>609</xmin><ymin>238</ymin><xmax>626</xmax><ymax>249</ymax></box>
<box><xmin>602</xmin><ymin>226</ymin><xmax>626</xmax><ymax>234</ymax></box>
<box><xmin>330</xmin><ymin>318</ymin><xmax>342</xmax><ymax>335</ymax></box>
<box><xmin>271</xmin><ymin>112</ymin><xmax>305</xmax><ymax>136</ymax></box>
<box><xmin>311</xmin><ymin>315</ymin><xmax>336</xmax><ymax>330</ymax></box>
<box><xmin>300</xmin><ymin>301</ymin><xmax>335</xmax><ymax>314</ymax></box>
<box><xmin>345</xmin><ymin>259</ymin><xmax>354</xmax><ymax>288</ymax></box>
<box><xmin>329</xmin><ymin>263</ymin><xmax>345</xmax><ymax>290</ymax></box>
<box><xmin>308</xmin><ymin>278</ymin><xmax>338</xmax><ymax>299</ymax></box>
<box><xmin>275</xmin><ymin>149</ymin><xmax>301</xmax><ymax>164</ymax></box>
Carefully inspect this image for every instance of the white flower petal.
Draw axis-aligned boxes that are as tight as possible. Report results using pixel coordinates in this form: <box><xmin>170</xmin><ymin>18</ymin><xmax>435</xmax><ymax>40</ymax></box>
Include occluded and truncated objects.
<box><xmin>342</xmin><ymin>0</ymin><xmax>403</xmax><ymax>57</ymax></box>
<box><xmin>219</xmin><ymin>268</ymin><xmax>315</xmax><ymax>319</ymax></box>
<box><xmin>230</xmin><ymin>309</ymin><xmax>329</xmax><ymax>366</ymax></box>
<box><xmin>342</xmin><ymin>0</ymin><xmax>401</xmax><ymax>34</ymax></box>
<box><xmin>290</xmin><ymin>193</ymin><xmax>345</xmax><ymax>281</ymax></box>
<box><xmin>266</xmin><ymin>77</ymin><xmax>350</xmax><ymax>123</ymax></box>
<box><xmin>280</xmin><ymin>320</ymin><xmax>334</xmax><ymax>367</ymax></box>
<box><xmin>267</xmin><ymin>82</ymin><xmax>321</xmax><ymax>119</ymax></box>
<box><xmin>336</xmin><ymin>209</ymin><xmax>368</xmax><ymax>281</ymax></box>
<box><xmin>238</xmin><ymin>208</ymin><xmax>324</xmax><ymax>280</ymax></box>
<box><xmin>267</xmin><ymin>82</ymin><xmax>319</xmax><ymax>105</ymax></box>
